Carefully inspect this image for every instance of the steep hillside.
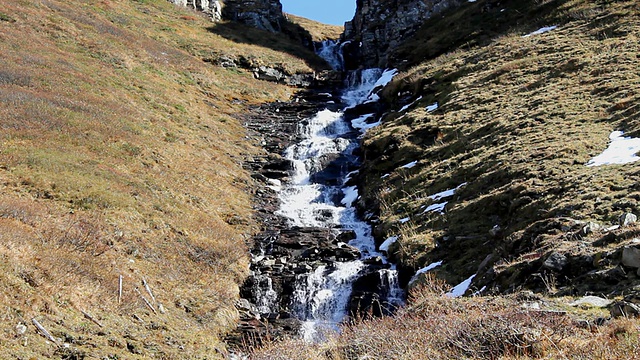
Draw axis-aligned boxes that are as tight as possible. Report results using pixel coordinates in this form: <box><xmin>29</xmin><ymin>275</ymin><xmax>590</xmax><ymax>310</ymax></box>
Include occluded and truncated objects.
<box><xmin>358</xmin><ymin>0</ymin><xmax>640</xmax><ymax>296</ymax></box>
<box><xmin>0</xmin><ymin>0</ymin><xmax>329</xmax><ymax>358</ymax></box>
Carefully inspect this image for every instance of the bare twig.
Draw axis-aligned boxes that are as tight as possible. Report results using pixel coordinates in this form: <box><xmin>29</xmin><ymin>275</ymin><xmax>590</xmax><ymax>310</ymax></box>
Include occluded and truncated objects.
<box><xmin>142</xmin><ymin>278</ymin><xmax>156</xmax><ymax>303</ymax></box>
<box><xmin>118</xmin><ymin>275</ymin><xmax>123</xmax><ymax>304</ymax></box>
<box><xmin>31</xmin><ymin>318</ymin><xmax>58</xmax><ymax>345</ymax></box>
<box><xmin>141</xmin><ymin>295</ymin><xmax>157</xmax><ymax>314</ymax></box>
<box><xmin>81</xmin><ymin>310</ymin><xmax>104</xmax><ymax>328</ymax></box>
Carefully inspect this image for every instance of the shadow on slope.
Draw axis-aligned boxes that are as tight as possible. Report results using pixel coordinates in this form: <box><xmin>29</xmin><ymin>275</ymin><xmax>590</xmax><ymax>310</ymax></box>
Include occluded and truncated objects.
<box><xmin>207</xmin><ymin>20</ymin><xmax>333</xmax><ymax>72</ymax></box>
<box><xmin>392</xmin><ymin>0</ymin><xmax>574</xmax><ymax>68</ymax></box>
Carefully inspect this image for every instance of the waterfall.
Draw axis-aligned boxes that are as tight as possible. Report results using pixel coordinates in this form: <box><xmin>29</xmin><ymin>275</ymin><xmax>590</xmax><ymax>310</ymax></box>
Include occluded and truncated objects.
<box><xmin>268</xmin><ymin>44</ymin><xmax>404</xmax><ymax>340</ymax></box>
<box><xmin>316</xmin><ymin>40</ymin><xmax>347</xmax><ymax>72</ymax></box>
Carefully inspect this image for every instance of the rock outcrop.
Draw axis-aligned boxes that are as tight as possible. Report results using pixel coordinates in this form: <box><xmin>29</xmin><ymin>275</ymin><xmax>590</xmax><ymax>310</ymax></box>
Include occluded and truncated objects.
<box><xmin>342</xmin><ymin>0</ymin><xmax>463</xmax><ymax>69</ymax></box>
<box><xmin>223</xmin><ymin>0</ymin><xmax>284</xmax><ymax>32</ymax></box>
<box><xmin>168</xmin><ymin>0</ymin><xmax>284</xmax><ymax>32</ymax></box>
<box><xmin>168</xmin><ymin>0</ymin><xmax>223</xmax><ymax>21</ymax></box>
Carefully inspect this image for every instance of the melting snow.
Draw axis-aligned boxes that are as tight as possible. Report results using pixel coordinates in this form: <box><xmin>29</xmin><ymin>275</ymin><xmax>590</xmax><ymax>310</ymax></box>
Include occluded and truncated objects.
<box><xmin>399</xmin><ymin>96</ymin><xmax>423</xmax><ymax>112</ymax></box>
<box><xmin>401</xmin><ymin>161</ymin><xmax>418</xmax><ymax>169</ymax></box>
<box><xmin>408</xmin><ymin>261</ymin><xmax>443</xmax><ymax>284</ymax></box>
<box><xmin>381</xmin><ymin>173</ymin><xmax>390</xmax><ymax>179</ymax></box>
<box><xmin>373</xmin><ymin>69</ymin><xmax>398</xmax><ymax>89</ymax></box>
<box><xmin>429</xmin><ymin>183</ymin><xmax>467</xmax><ymax>201</ymax></box>
<box><xmin>379</xmin><ymin>236</ymin><xmax>398</xmax><ymax>252</ymax></box>
<box><xmin>446</xmin><ymin>274</ymin><xmax>476</xmax><ymax>298</ymax></box>
<box><xmin>351</xmin><ymin>113</ymin><xmax>380</xmax><ymax>132</ymax></box>
<box><xmin>426</xmin><ymin>102</ymin><xmax>439</xmax><ymax>112</ymax></box>
<box><xmin>587</xmin><ymin>131</ymin><xmax>640</xmax><ymax>166</ymax></box>
<box><xmin>523</xmin><ymin>25</ymin><xmax>558</xmax><ymax>38</ymax></box>
<box><xmin>399</xmin><ymin>217</ymin><xmax>410</xmax><ymax>224</ymax></box>
<box><xmin>422</xmin><ymin>202</ymin><xmax>447</xmax><ymax>214</ymax></box>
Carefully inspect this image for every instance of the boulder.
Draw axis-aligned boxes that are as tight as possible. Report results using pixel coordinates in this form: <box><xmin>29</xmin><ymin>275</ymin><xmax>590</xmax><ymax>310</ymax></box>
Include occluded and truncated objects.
<box><xmin>542</xmin><ymin>252</ymin><xmax>567</xmax><ymax>272</ymax></box>
<box><xmin>569</xmin><ymin>296</ymin><xmax>613</xmax><ymax>308</ymax></box>
<box><xmin>222</xmin><ymin>0</ymin><xmax>285</xmax><ymax>32</ymax></box>
<box><xmin>582</xmin><ymin>221</ymin><xmax>603</xmax><ymax>235</ymax></box>
<box><xmin>622</xmin><ymin>246</ymin><xmax>640</xmax><ymax>268</ymax></box>
<box><xmin>619</xmin><ymin>213</ymin><xmax>638</xmax><ymax>227</ymax></box>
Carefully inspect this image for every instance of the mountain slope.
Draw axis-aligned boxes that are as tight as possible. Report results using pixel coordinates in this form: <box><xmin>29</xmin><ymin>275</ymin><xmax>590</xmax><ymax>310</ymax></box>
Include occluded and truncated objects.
<box><xmin>360</xmin><ymin>0</ymin><xmax>640</xmax><ymax>296</ymax></box>
<box><xmin>0</xmin><ymin>0</ymin><xmax>329</xmax><ymax>358</ymax></box>
<box><xmin>252</xmin><ymin>0</ymin><xmax>640</xmax><ymax>358</ymax></box>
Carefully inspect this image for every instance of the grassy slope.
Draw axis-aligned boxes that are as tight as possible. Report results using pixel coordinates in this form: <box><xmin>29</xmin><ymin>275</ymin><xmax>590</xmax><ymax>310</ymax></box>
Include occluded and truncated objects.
<box><xmin>363</xmin><ymin>0</ymin><xmax>640</xmax><ymax>292</ymax></box>
<box><xmin>0</xmin><ymin>0</ymin><xmax>326</xmax><ymax>358</ymax></box>
<box><xmin>254</xmin><ymin>0</ymin><xmax>640</xmax><ymax>358</ymax></box>
<box><xmin>285</xmin><ymin>13</ymin><xmax>343</xmax><ymax>41</ymax></box>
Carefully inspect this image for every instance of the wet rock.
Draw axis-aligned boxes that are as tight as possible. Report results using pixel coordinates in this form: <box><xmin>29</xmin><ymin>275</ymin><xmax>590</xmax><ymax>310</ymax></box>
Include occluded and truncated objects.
<box><xmin>337</xmin><ymin>230</ymin><xmax>357</xmax><ymax>242</ymax></box>
<box><xmin>619</xmin><ymin>213</ymin><xmax>638</xmax><ymax>227</ymax></box>
<box><xmin>364</xmin><ymin>256</ymin><xmax>385</xmax><ymax>265</ymax></box>
<box><xmin>622</xmin><ymin>246</ymin><xmax>640</xmax><ymax>268</ymax></box>
<box><xmin>542</xmin><ymin>252</ymin><xmax>567</xmax><ymax>272</ymax></box>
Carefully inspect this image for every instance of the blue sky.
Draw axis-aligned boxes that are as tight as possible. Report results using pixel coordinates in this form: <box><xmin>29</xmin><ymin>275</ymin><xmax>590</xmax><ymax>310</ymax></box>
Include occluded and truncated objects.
<box><xmin>280</xmin><ymin>1</ymin><xmax>356</xmax><ymax>26</ymax></box>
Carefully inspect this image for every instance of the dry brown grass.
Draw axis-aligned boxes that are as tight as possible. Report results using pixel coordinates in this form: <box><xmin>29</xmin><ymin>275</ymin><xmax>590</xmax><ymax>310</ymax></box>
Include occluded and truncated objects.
<box><xmin>252</xmin><ymin>280</ymin><xmax>640</xmax><ymax>359</ymax></box>
<box><xmin>285</xmin><ymin>13</ymin><xmax>344</xmax><ymax>41</ymax></box>
<box><xmin>0</xmin><ymin>0</ymin><xmax>329</xmax><ymax>358</ymax></box>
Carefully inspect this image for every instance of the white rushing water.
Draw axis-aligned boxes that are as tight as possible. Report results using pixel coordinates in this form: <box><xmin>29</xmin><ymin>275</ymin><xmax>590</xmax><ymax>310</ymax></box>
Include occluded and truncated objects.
<box><xmin>274</xmin><ymin>62</ymin><xmax>404</xmax><ymax>341</ymax></box>
<box><xmin>316</xmin><ymin>40</ymin><xmax>349</xmax><ymax>72</ymax></box>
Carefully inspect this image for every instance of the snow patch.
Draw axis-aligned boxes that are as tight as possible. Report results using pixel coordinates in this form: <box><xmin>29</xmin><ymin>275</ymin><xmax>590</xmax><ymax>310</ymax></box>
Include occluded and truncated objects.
<box><xmin>351</xmin><ymin>113</ymin><xmax>380</xmax><ymax>132</ymax></box>
<box><xmin>523</xmin><ymin>25</ymin><xmax>558</xmax><ymax>38</ymax></box>
<box><xmin>379</xmin><ymin>236</ymin><xmax>398</xmax><ymax>252</ymax></box>
<box><xmin>426</xmin><ymin>102</ymin><xmax>439</xmax><ymax>112</ymax></box>
<box><xmin>401</xmin><ymin>161</ymin><xmax>418</xmax><ymax>169</ymax></box>
<box><xmin>381</xmin><ymin>173</ymin><xmax>390</xmax><ymax>179</ymax></box>
<box><xmin>587</xmin><ymin>131</ymin><xmax>640</xmax><ymax>166</ymax></box>
<box><xmin>446</xmin><ymin>275</ymin><xmax>476</xmax><ymax>298</ymax></box>
<box><xmin>409</xmin><ymin>261</ymin><xmax>443</xmax><ymax>284</ymax></box>
<box><xmin>429</xmin><ymin>183</ymin><xmax>467</xmax><ymax>201</ymax></box>
<box><xmin>399</xmin><ymin>96</ymin><xmax>423</xmax><ymax>113</ymax></box>
<box><xmin>399</xmin><ymin>217</ymin><xmax>410</xmax><ymax>224</ymax></box>
<box><xmin>373</xmin><ymin>69</ymin><xmax>398</xmax><ymax>89</ymax></box>
<box><xmin>422</xmin><ymin>202</ymin><xmax>447</xmax><ymax>214</ymax></box>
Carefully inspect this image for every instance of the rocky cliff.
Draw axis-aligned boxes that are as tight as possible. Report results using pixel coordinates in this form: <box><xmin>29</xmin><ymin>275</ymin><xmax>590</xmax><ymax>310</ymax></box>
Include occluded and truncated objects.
<box><xmin>169</xmin><ymin>0</ymin><xmax>285</xmax><ymax>32</ymax></box>
<box><xmin>343</xmin><ymin>0</ymin><xmax>463</xmax><ymax>69</ymax></box>
<box><xmin>223</xmin><ymin>0</ymin><xmax>284</xmax><ymax>32</ymax></box>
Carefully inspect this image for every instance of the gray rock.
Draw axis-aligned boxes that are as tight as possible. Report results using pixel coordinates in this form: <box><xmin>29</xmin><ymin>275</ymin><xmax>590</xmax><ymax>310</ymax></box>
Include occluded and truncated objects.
<box><xmin>582</xmin><ymin>221</ymin><xmax>603</xmax><ymax>235</ymax></box>
<box><xmin>15</xmin><ymin>323</ymin><xmax>27</xmax><ymax>335</ymax></box>
<box><xmin>622</xmin><ymin>246</ymin><xmax>640</xmax><ymax>268</ymax></box>
<box><xmin>569</xmin><ymin>296</ymin><xmax>613</xmax><ymax>308</ymax></box>
<box><xmin>619</xmin><ymin>213</ymin><xmax>638</xmax><ymax>227</ymax></box>
<box><xmin>168</xmin><ymin>0</ymin><xmax>223</xmax><ymax>22</ymax></box>
<box><xmin>343</xmin><ymin>0</ymin><xmax>464</xmax><ymax>68</ymax></box>
<box><xmin>542</xmin><ymin>252</ymin><xmax>568</xmax><ymax>272</ymax></box>
<box><xmin>223</xmin><ymin>0</ymin><xmax>284</xmax><ymax>32</ymax></box>
<box><xmin>254</xmin><ymin>66</ymin><xmax>285</xmax><ymax>82</ymax></box>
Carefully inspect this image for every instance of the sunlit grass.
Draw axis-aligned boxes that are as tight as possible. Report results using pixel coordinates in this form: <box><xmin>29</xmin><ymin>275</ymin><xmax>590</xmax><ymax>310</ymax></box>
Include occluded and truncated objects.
<box><xmin>0</xmin><ymin>0</ymin><xmax>334</xmax><ymax>357</ymax></box>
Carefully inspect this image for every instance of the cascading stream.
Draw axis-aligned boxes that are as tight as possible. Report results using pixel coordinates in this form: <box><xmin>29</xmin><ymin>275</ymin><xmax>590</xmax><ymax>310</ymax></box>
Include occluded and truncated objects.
<box><xmin>271</xmin><ymin>45</ymin><xmax>404</xmax><ymax>341</ymax></box>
